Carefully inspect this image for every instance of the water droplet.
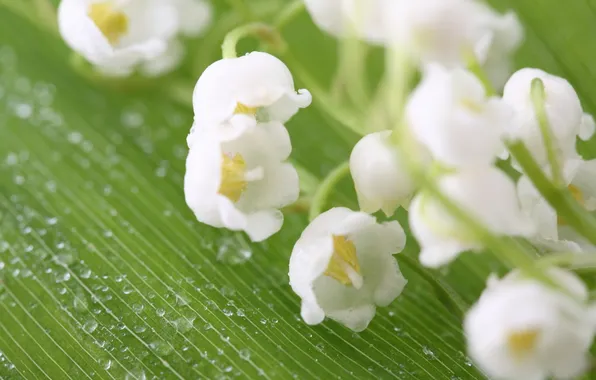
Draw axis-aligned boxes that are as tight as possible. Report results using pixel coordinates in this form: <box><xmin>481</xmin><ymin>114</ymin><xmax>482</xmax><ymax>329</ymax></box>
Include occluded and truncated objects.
<box><xmin>222</xmin><ymin>308</ymin><xmax>233</xmax><ymax>317</ymax></box>
<box><xmin>99</xmin><ymin>358</ymin><xmax>112</xmax><ymax>370</ymax></box>
<box><xmin>150</xmin><ymin>341</ymin><xmax>173</xmax><ymax>356</ymax></box>
<box><xmin>175</xmin><ymin>294</ymin><xmax>189</xmax><ymax>306</ymax></box>
<box><xmin>67</xmin><ymin>132</ymin><xmax>83</xmax><ymax>144</ymax></box>
<box><xmin>239</xmin><ymin>349</ymin><xmax>250</xmax><ymax>361</ymax></box>
<box><xmin>125</xmin><ymin>369</ymin><xmax>146</xmax><ymax>380</ymax></box>
<box><xmin>83</xmin><ymin>319</ymin><xmax>98</xmax><ymax>334</ymax></box>
<box><xmin>260</xmin><ymin>319</ymin><xmax>267</xmax><ymax>325</ymax></box>
<box><xmin>14</xmin><ymin>103</ymin><xmax>32</xmax><ymax>119</ymax></box>
<box><xmin>132</xmin><ymin>303</ymin><xmax>144</xmax><ymax>313</ymax></box>
<box><xmin>156</xmin><ymin>308</ymin><xmax>165</xmax><ymax>317</ymax></box>
<box><xmin>133</xmin><ymin>325</ymin><xmax>147</xmax><ymax>334</ymax></box>
<box><xmin>216</xmin><ymin>237</ymin><xmax>252</xmax><ymax>265</ymax></box>
<box><xmin>174</xmin><ymin>317</ymin><xmax>194</xmax><ymax>333</ymax></box>
<box><xmin>422</xmin><ymin>346</ymin><xmax>436</xmax><ymax>359</ymax></box>
<box><xmin>122</xmin><ymin>285</ymin><xmax>134</xmax><ymax>295</ymax></box>
<box><xmin>73</xmin><ymin>294</ymin><xmax>88</xmax><ymax>311</ymax></box>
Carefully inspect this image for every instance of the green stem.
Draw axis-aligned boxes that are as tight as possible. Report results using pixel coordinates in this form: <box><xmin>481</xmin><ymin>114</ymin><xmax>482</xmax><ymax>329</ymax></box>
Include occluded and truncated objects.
<box><xmin>395</xmin><ymin>129</ymin><xmax>554</xmax><ymax>286</ymax></box>
<box><xmin>282</xmin><ymin>51</ymin><xmax>364</xmax><ymax>136</ymax></box>
<box><xmin>537</xmin><ymin>252</ymin><xmax>596</xmax><ymax>270</ymax></box>
<box><xmin>221</xmin><ymin>22</ymin><xmax>286</xmax><ymax>59</ymax></box>
<box><xmin>508</xmin><ymin>141</ymin><xmax>596</xmax><ymax>246</ymax></box>
<box><xmin>465</xmin><ymin>50</ymin><xmax>496</xmax><ymax>97</ymax></box>
<box><xmin>399</xmin><ymin>255</ymin><xmax>468</xmax><ymax>318</ymax></box>
<box><xmin>387</xmin><ymin>48</ymin><xmax>415</xmax><ymax>143</ymax></box>
<box><xmin>274</xmin><ymin>0</ymin><xmax>305</xmax><ymax>30</ymax></box>
<box><xmin>309</xmin><ymin>161</ymin><xmax>351</xmax><ymax>221</ymax></box>
<box><xmin>531</xmin><ymin>78</ymin><xmax>564</xmax><ymax>186</ymax></box>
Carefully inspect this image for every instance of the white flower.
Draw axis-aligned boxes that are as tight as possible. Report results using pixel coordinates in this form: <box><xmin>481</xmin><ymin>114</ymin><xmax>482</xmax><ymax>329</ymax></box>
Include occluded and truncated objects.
<box><xmin>383</xmin><ymin>0</ymin><xmax>497</xmax><ymax>67</ymax></box>
<box><xmin>503</xmin><ymin>68</ymin><xmax>584</xmax><ymax>166</ymax></box>
<box><xmin>410</xmin><ymin>166</ymin><xmax>535</xmax><ymax>267</ymax></box>
<box><xmin>303</xmin><ymin>0</ymin><xmax>386</xmax><ymax>44</ymax></box>
<box><xmin>474</xmin><ymin>10</ymin><xmax>524</xmax><ymax>89</ymax></box>
<box><xmin>349</xmin><ymin>131</ymin><xmax>418</xmax><ymax>216</ymax></box>
<box><xmin>289</xmin><ymin>207</ymin><xmax>407</xmax><ymax>331</ymax></box>
<box><xmin>58</xmin><ymin>0</ymin><xmax>212</xmax><ymax>77</ymax></box>
<box><xmin>465</xmin><ymin>268</ymin><xmax>596</xmax><ymax>380</ymax></box>
<box><xmin>190</xmin><ymin>52</ymin><xmax>312</xmax><ymax>144</ymax></box>
<box><xmin>518</xmin><ymin>158</ymin><xmax>596</xmax><ymax>252</ymax></box>
<box><xmin>184</xmin><ymin>122</ymin><xmax>299</xmax><ymax>242</ymax></box>
<box><xmin>407</xmin><ymin>64</ymin><xmax>511</xmax><ymax>167</ymax></box>
<box><xmin>579</xmin><ymin>112</ymin><xmax>596</xmax><ymax>141</ymax></box>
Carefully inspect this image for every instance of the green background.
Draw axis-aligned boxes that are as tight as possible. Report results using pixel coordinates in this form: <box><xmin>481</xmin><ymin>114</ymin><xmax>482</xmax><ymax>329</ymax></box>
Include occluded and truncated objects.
<box><xmin>1</xmin><ymin>0</ymin><xmax>594</xmax><ymax>378</ymax></box>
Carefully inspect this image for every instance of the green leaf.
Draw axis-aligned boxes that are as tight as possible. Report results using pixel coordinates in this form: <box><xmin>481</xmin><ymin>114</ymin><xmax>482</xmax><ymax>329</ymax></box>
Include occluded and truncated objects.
<box><xmin>0</xmin><ymin>0</ymin><xmax>592</xmax><ymax>379</ymax></box>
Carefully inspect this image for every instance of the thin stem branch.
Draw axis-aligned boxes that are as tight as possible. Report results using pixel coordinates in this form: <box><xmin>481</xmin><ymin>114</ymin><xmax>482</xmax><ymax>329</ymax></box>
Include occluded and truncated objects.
<box><xmin>508</xmin><ymin>141</ymin><xmax>596</xmax><ymax>247</ymax></box>
<box><xmin>531</xmin><ymin>78</ymin><xmax>564</xmax><ymax>186</ymax></box>
<box><xmin>308</xmin><ymin>161</ymin><xmax>351</xmax><ymax>221</ymax></box>
<box><xmin>465</xmin><ymin>50</ymin><xmax>496</xmax><ymax>97</ymax></box>
<box><xmin>399</xmin><ymin>255</ymin><xmax>468</xmax><ymax>319</ymax></box>
<box><xmin>221</xmin><ymin>22</ymin><xmax>286</xmax><ymax>59</ymax></box>
<box><xmin>274</xmin><ymin>0</ymin><xmax>305</xmax><ymax>30</ymax></box>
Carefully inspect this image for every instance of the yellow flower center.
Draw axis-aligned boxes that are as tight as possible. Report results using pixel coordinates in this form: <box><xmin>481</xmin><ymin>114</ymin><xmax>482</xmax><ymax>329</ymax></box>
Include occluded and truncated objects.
<box><xmin>234</xmin><ymin>103</ymin><xmax>258</xmax><ymax>115</ymax></box>
<box><xmin>218</xmin><ymin>153</ymin><xmax>248</xmax><ymax>202</ymax></box>
<box><xmin>88</xmin><ymin>2</ymin><xmax>129</xmax><ymax>45</ymax></box>
<box><xmin>558</xmin><ymin>185</ymin><xmax>584</xmax><ymax>225</ymax></box>
<box><xmin>506</xmin><ymin>329</ymin><xmax>540</xmax><ymax>358</ymax></box>
<box><xmin>325</xmin><ymin>235</ymin><xmax>362</xmax><ymax>288</ymax></box>
<box><xmin>460</xmin><ymin>98</ymin><xmax>484</xmax><ymax>113</ymax></box>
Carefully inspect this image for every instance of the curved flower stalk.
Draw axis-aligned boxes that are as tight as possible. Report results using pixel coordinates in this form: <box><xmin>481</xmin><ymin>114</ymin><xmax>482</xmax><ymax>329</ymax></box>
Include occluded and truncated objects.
<box><xmin>349</xmin><ymin>131</ymin><xmax>421</xmax><ymax>216</ymax></box>
<box><xmin>58</xmin><ymin>0</ymin><xmax>212</xmax><ymax>77</ymax></box>
<box><xmin>518</xmin><ymin>158</ymin><xmax>596</xmax><ymax>252</ymax></box>
<box><xmin>189</xmin><ymin>51</ymin><xmax>312</xmax><ymax>144</ymax></box>
<box><xmin>289</xmin><ymin>207</ymin><xmax>407</xmax><ymax>331</ymax></box>
<box><xmin>409</xmin><ymin>166</ymin><xmax>535</xmax><ymax>268</ymax></box>
<box><xmin>184</xmin><ymin>122</ymin><xmax>299</xmax><ymax>242</ymax></box>
<box><xmin>406</xmin><ymin>64</ymin><xmax>511</xmax><ymax>167</ymax></box>
<box><xmin>465</xmin><ymin>268</ymin><xmax>596</xmax><ymax>380</ymax></box>
<box><xmin>503</xmin><ymin>68</ymin><xmax>586</xmax><ymax>168</ymax></box>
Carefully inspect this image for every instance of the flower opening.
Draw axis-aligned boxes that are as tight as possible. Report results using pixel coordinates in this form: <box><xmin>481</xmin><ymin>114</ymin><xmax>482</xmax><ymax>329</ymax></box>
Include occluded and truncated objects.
<box><xmin>507</xmin><ymin>329</ymin><xmax>540</xmax><ymax>359</ymax></box>
<box><xmin>234</xmin><ymin>103</ymin><xmax>258</xmax><ymax>115</ymax></box>
<box><xmin>88</xmin><ymin>2</ymin><xmax>129</xmax><ymax>45</ymax></box>
<box><xmin>325</xmin><ymin>235</ymin><xmax>363</xmax><ymax>288</ymax></box>
<box><xmin>218</xmin><ymin>153</ymin><xmax>248</xmax><ymax>202</ymax></box>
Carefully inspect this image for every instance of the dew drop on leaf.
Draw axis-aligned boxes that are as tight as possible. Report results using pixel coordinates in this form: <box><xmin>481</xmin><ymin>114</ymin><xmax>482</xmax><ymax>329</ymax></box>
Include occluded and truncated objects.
<box><xmin>83</xmin><ymin>319</ymin><xmax>98</xmax><ymax>334</ymax></box>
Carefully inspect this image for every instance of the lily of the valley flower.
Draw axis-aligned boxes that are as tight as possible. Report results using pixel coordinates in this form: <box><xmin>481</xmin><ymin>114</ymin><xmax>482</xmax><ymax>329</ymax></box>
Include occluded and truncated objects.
<box><xmin>58</xmin><ymin>0</ymin><xmax>212</xmax><ymax>77</ymax></box>
<box><xmin>303</xmin><ymin>0</ymin><xmax>386</xmax><ymax>44</ymax></box>
<box><xmin>384</xmin><ymin>0</ymin><xmax>500</xmax><ymax>67</ymax></box>
<box><xmin>410</xmin><ymin>166</ymin><xmax>535</xmax><ymax>267</ymax></box>
<box><xmin>503</xmin><ymin>68</ymin><xmax>584</xmax><ymax>167</ymax></box>
<box><xmin>289</xmin><ymin>207</ymin><xmax>407</xmax><ymax>331</ymax></box>
<box><xmin>350</xmin><ymin>131</ymin><xmax>418</xmax><ymax>216</ymax></box>
<box><xmin>407</xmin><ymin>64</ymin><xmax>511</xmax><ymax>167</ymax></box>
<box><xmin>184</xmin><ymin>122</ymin><xmax>299</xmax><ymax>242</ymax></box>
<box><xmin>190</xmin><ymin>52</ymin><xmax>312</xmax><ymax>145</ymax></box>
<box><xmin>465</xmin><ymin>268</ymin><xmax>596</xmax><ymax>380</ymax></box>
<box><xmin>474</xmin><ymin>10</ymin><xmax>523</xmax><ymax>89</ymax></box>
<box><xmin>518</xmin><ymin>158</ymin><xmax>596</xmax><ymax>252</ymax></box>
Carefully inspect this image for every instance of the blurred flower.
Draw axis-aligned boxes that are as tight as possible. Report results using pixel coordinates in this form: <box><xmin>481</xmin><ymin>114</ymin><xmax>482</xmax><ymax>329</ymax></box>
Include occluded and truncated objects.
<box><xmin>58</xmin><ymin>0</ymin><xmax>211</xmax><ymax>77</ymax></box>
<box><xmin>465</xmin><ymin>268</ymin><xmax>596</xmax><ymax>380</ymax></box>
<box><xmin>503</xmin><ymin>68</ymin><xmax>584</xmax><ymax>167</ymax></box>
<box><xmin>289</xmin><ymin>207</ymin><xmax>407</xmax><ymax>331</ymax></box>
<box><xmin>303</xmin><ymin>0</ymin><xmax>386</xmax><ymax>44</ymax></box>
<box><xmin>518</xmin><ymin>158</ymin><xmax>596</xmax><ymax>252</ymax></box>
<box><xmin>407</xmin><ymin>64</ymin><xmax>511</xmax><ymax>167</ymax></box>
<box><xmin>384</xmin><ymin>0</ymin><xmax>496</xmax><ymax>67</ymax></box>
<box><xmin>349</xmin><ymin>131</ymin><xmax>418</xmax><ymax>216</ymax></box>
<box><xmin>190</xmin><ymin>52</ymin><xmax>312</xmax><ymax>144</ymax></box>
<box><xmin>184</xmin><ymin>122</ymin><xmax>298</xmax><ymax>242</ymax></box>
<box><xmin>474</xmin><ymin>10</ymin><xmax>524</xmax><ymax>89</ymax></box>
<box><xmin>409</xmin><ymin>166</ymin><xmax>535</xmax><ymax>267</ymax></box>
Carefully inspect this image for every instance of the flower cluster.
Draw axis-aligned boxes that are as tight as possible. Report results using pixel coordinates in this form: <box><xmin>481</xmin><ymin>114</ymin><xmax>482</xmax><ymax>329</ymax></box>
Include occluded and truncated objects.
<box><xmin>301</xmin><ymin>1</ymin><xmax>596</xmax><ymax>379</ymax></box>
<box><xmin>56</xmin><ymin>1</ymin><xmax>596</xmax><ymax>379</ymax></box>
<box><xmin>185</xmin><ymin>52</ymin><xmax>311</xmax><ymax>242</ymax></box>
